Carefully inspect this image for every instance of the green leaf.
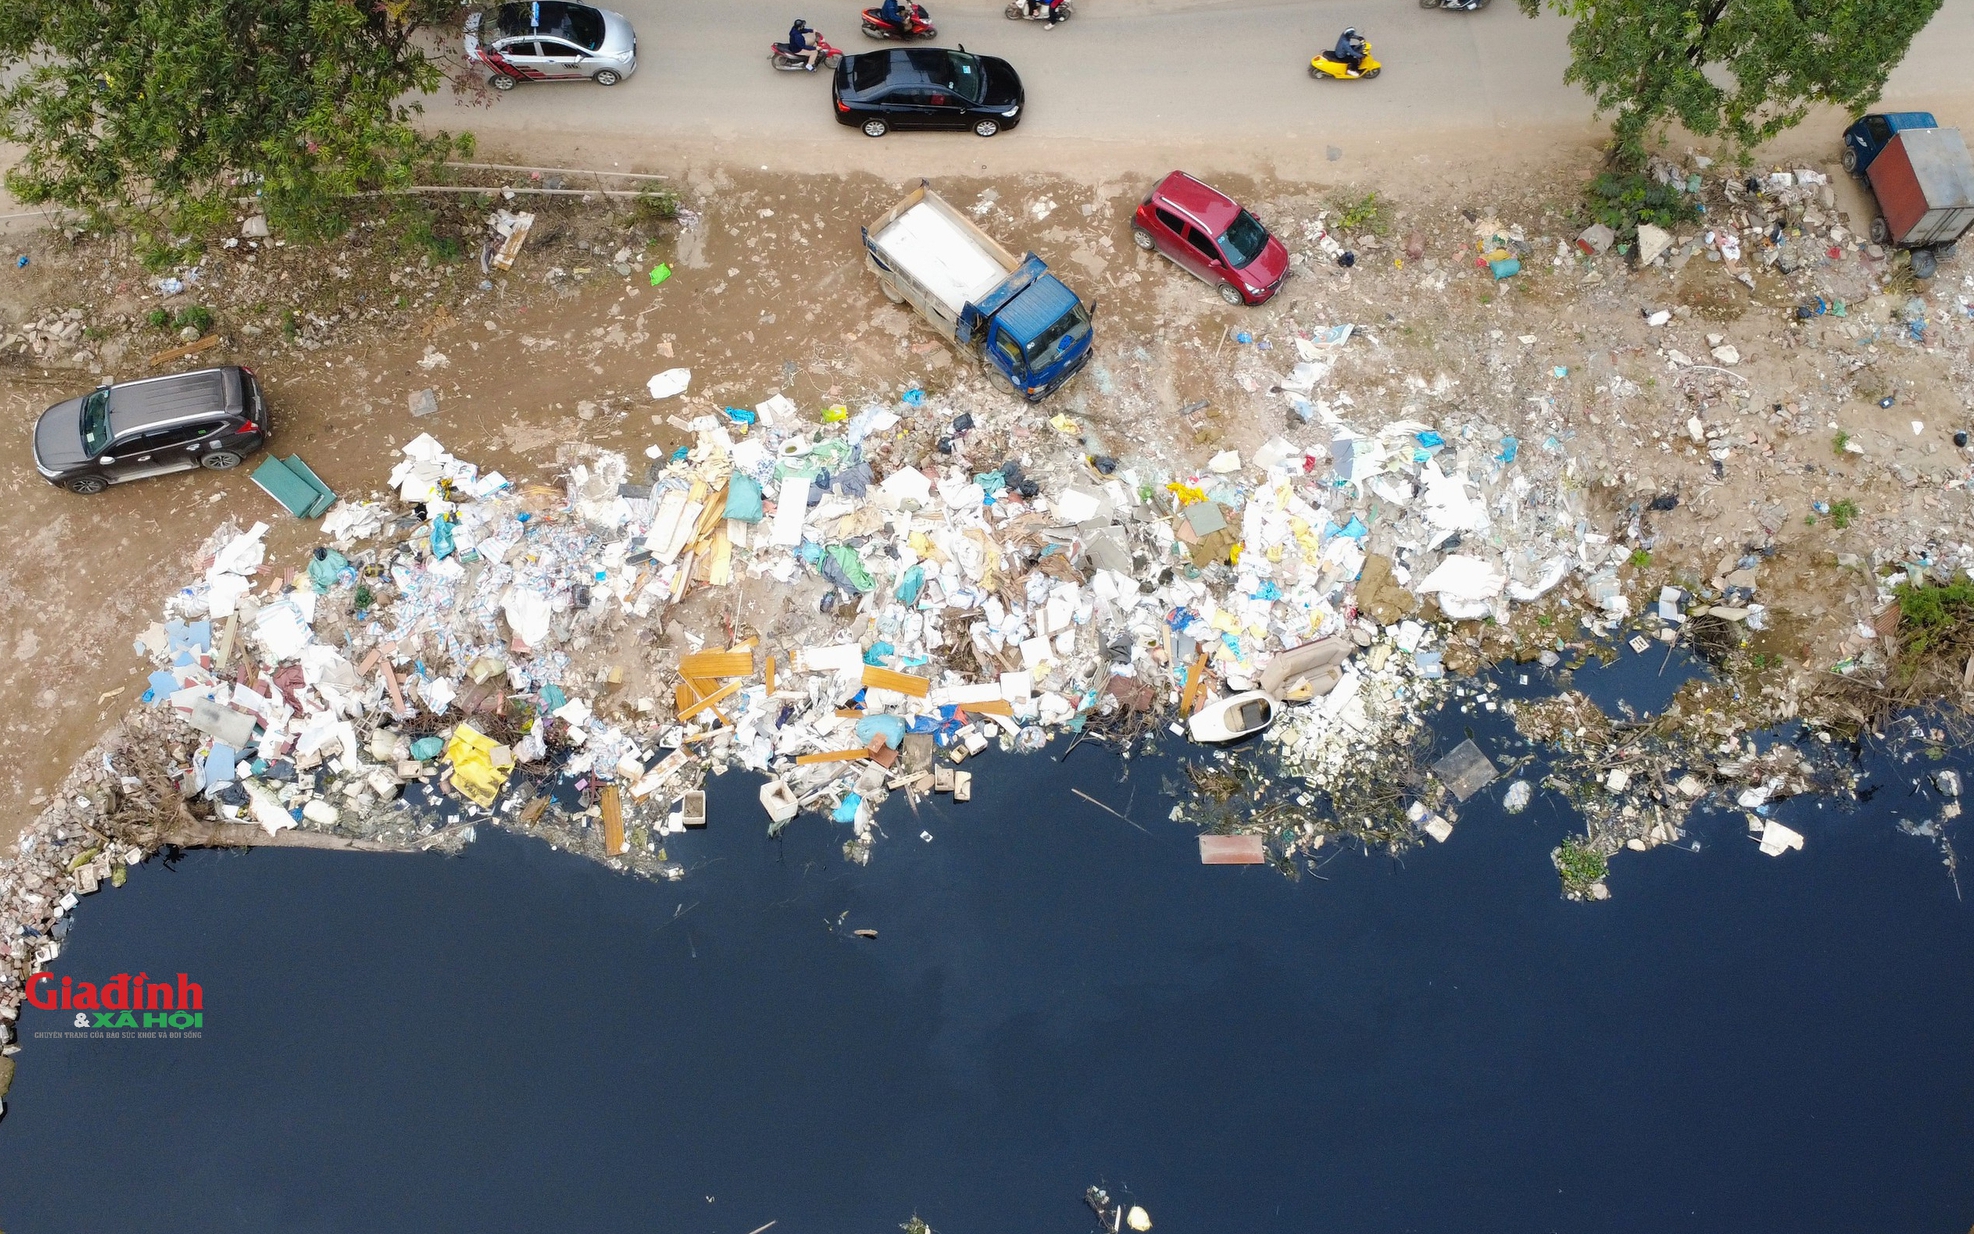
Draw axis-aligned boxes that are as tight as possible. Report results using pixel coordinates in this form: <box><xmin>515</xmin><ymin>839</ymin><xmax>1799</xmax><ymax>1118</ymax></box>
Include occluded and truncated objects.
<box><xmin>0</xmin><ymin>0</ymin><xmax>465</xmax><ymax>236</ymax></box>
<box><xmin>1518</xmin><ymin>0</ymin><xmax>1944</xmax><ymax>164</ymax></box>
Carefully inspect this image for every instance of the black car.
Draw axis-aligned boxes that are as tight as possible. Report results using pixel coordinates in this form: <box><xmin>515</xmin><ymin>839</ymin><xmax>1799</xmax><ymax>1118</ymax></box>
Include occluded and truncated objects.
<box><xmin>32</xmin><ymin>366</ymin><xmax>269</xmax><ymax>495</ymax></box>
<box><xmin>832</xmin><ymin>48</ymin><xmax>1023</xmax><ymax>138</ymax></box>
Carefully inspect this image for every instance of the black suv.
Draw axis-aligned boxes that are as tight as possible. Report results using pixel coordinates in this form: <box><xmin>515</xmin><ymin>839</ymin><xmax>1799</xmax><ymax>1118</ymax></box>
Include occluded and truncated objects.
<box><xmin>32</xmin><ymin>366</ymin><xmax>269</xmax><ymax>495</ymax></box>
<box><xmin>832</xmin><ymin>48</ymin><xmax>1023</xmax><ymax>138</ymax></box>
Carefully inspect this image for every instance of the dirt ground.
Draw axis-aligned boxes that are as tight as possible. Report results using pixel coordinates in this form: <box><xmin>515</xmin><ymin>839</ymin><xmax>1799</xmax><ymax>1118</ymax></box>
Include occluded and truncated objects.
<box><xmin>0</xmin><ymin>145</ymin><xmax>1967</xmax><ymax>851</ymax></box>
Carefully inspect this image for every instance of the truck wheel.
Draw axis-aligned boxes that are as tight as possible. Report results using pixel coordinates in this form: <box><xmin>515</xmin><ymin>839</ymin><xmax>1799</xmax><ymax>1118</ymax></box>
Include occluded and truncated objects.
<box><xmin>1869</xmin><ymin>216</ymin><xmax>1888</xmax><ymax>244</ymax></box>
<box><xmin>1130</xmin><ymin>226</ymin><xmax>1155</xmax><ymax>251</ymax></box>
<box><xmin>1841</xmin><ymin>147</ymin><xmax>1858</xmax><ymax>174</ymax></box>
<box><xmin>862</xmin><ymin>118</ymin><xmax>888</xmax><ymax>138</ymax></box>
<box><xmin>1937</xmin><ymin>241</ymin><xmax>1958</xmax><ymax>259</ymax></box>
<box><xmin>986</xmin><ymin>366</ymin><xmax>1017</xmax><ymax>397</ymax></box>
<box><xmin>881</xmin><ymin>281</ymin><xmax>905</xmax><ymax>304</ymax></box>
<box><xmin>1911</xmin><ymin>248</ymin><xmax>1938</xmax><ymax>279</ymax></box>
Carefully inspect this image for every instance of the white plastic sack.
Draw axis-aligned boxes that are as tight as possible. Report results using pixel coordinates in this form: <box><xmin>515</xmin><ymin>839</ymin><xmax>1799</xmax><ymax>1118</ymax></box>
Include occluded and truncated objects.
<box><xmin>1416</xmin><ymin>555</ymin><xmax>1506</xmax><ymax>620</ymax></box>
<box><xmin>501</xmin><ymin>586</ymin><xmax>552</xmax><ymax>647</ymax></box>
<box><xmin>646</xmin><ymin>368</ymin><xmax>692</xmax><ymax>399</ymax></box>
<box><xmin>209</xmin><ymin>522</ymin><xmax>269</xmax><ymax>578</ymax></box>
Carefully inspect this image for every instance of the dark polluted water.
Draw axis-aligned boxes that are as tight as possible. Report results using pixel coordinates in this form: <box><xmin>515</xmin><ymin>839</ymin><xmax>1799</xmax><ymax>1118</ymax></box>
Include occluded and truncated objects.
<box><xmin>3</xmin><ymin>715</ymin><xmax>1973</xmax><ymax>1233</ymax></box>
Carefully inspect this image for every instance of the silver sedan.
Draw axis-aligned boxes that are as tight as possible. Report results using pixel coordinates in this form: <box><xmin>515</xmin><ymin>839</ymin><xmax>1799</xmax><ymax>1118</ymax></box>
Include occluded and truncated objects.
<box><xmin>466</xmin><ymin>2</ymin><xmax>638</xmax><ymax>89</ymax></box>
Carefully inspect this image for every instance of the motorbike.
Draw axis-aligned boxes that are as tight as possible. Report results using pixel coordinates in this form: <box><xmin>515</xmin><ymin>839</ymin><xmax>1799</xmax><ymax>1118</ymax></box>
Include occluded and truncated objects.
<box><xmin>768</xmin><ymin>35</ymin><xmax>845</xmax><ymax>70</ymax></box>
<box><xmin>1420</xmin><ymin>0</ymin><xmax>1488</xmax><ymax>8</ymax></box>
<box><xmin>861</xmin><ymin>3</ymin><xmax>936</xmax><ymax>38</ymax></box>
<box><xmin>1309</xmin><ymin>40</ymin><xmax>1380</xmax><ymax>80</ymax></box>
<box><xmin>1003</xmin><ymin>0</ymin><xmax>1073</xmax><ymax>23</ymax></box>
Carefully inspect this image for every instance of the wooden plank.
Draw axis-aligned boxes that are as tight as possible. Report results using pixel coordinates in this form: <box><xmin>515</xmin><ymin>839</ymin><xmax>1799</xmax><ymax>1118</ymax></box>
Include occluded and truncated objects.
<box><xmin>1179</xmin><ymin>650</ymin><xmax>1211</xmax><ymax>717</ymax></box>
<box><xmin>861</xmin><ymin>665</ymin><xmax>930</xmax><ymax>698</ymax></box>
<box><xmin>146</xmin><ymin>333</ymin><xmax>222</xmax><ymax>368</ymax></box>
<box><xmin>379</xmin><ymin>659</ymin><xmax>406</xmax><ymax>715</ymax></box>
<box><xmin>678</xmin><ymin>679</ymin><xmax>742</xmax><ymax>720</ymax></box>
<box><xmin>796</xmin><ymin>748</ymin><xmax>871</xmax><ymax>765</ymax></box>
<box><xmin>489</xmin><ymin>212</ymin><xmax>534</xmax><ymax>271</ymax></box>
<box><xmin>214</xmin><ymin>613</ymin><xmax>238</xmax><ymax>671</ymax></box>
<box><xmin>1199</xmin><ymin>835</ymin><xmax>1266</xmax><ymax>865</ymax></box>
<box><xmin>679</xmin><ymin>649</ymin><xmax>754</xmax><ymax>679</ymax></box>
<box><xmin>692</xmin><ymin>484</ymin><xmax>729</xmax><ymax>540</ymax></box>
<box><xmin>764</xmin><ymin>652</ymin><xmax>776</xmax><ymax>695</ymax></box>
<box><xmin>600</xmin><ymin>785</ymin><xmax>624</xmax><ymax>856</ymax></box>
<box><xmin>960</xmin><ymin>699</ymin><xmax>1014</xmax><ymax>717</ymax></box>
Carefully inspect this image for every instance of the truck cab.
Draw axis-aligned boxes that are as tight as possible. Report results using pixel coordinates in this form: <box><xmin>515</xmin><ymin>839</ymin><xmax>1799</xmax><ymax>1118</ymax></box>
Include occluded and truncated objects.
<box><xmin>962</xmin><ymin>259</ymin><xmax>1092</xmax><ymax>400</ymax></box>
<box><xmin>865</xmin><ymin>183</ymin><xmax>1094</xmax><ymax>402</ymax></box>
<box><xmin>1844</xmin><ymin>111</ymin><xmax>1938</xmax><ymax>175</ymax></box>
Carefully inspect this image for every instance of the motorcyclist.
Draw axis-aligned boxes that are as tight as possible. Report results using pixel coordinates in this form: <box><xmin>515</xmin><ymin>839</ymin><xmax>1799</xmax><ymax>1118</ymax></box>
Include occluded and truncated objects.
<box><xmin>879</xmin><ymin>0</ymin><xmax>903</xmax><ymax>25</ymax></box>
<box><xmin>1333</xmin><ymin>27</ymin><xmax>1367</xmax><ymax>75</ymax></box>
<box><xmin>1026</xmin><ymin>0</ymin><xmax>1062</xmax><ymax>26</ymax></box>
<box><xmin>787</xmin><ymin>17</ymin><xmax>821</xmax><ymax>70</ymax></box>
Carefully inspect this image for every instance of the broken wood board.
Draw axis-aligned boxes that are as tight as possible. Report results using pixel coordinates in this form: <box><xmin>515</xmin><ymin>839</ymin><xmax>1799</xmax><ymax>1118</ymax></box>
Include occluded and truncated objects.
<box><xmin>146</xmin><ymin>333</ymin><xmax>222</xmax><ymax>368</ymax></box>
<box><xmin>489</xmin><ymin>212</ymin><xmax>535</xmax><ymax>271</ymax></box>
<box><xmin>679</xmin><ymin>649</ymin><xmax>754</xmax><ymax>679</ymax></box>
<box><xmin>861</xmin><ymin>665</ymin><xmax>930</xmax><ymax>698</ymax></box>
<box><xmin>1178</xmin><ymin>650</ymin><xmax>1211</xmax><ymax>716</ymax></box>
<box><xmin>600</xmin><ymin>784</ymin><xmax>624</xmax><ymax>855</ymax></box>
<box><xmin>678</xmin><ymin>679</ymin><xmax>742</xmax><ymax>721</ymax></box>
<box><xmin>796</xmin><ymin>748</ymin><xmax>871</xmax><ymax>765</ymax></box>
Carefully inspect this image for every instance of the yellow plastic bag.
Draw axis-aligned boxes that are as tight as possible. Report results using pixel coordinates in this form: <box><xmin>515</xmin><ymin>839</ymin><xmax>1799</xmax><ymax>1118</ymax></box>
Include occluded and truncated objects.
<box><xmin>445</xmin><ymin>723</ymin><xmax>516</xmax><ymax>808</ymax></box>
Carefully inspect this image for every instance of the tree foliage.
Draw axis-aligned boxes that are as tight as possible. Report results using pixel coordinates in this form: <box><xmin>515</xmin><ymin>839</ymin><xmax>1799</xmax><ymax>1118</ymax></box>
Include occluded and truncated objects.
<box><xmin>0</xmin><ymin>0</ymin><xmax>471</xmax><ymax>238</ymax></box>
<box><xmin>1517</xmin><ymin>0</ymin><xmax>1946</xmax><ymax>162</ymax></box>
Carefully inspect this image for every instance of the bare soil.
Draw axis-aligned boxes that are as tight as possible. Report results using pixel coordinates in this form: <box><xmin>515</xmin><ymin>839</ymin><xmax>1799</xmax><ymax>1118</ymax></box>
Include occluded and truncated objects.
<box><xmin>0</xmin><ymin>154</ymin><xmax>1967</xmax><ymax>850</ymax></box>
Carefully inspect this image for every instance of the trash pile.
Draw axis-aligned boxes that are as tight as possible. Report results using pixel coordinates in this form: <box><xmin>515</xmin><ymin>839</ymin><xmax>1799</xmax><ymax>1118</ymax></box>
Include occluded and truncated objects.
<box><xmin>65</xmin><ymin>339</ymin><xmax>1681</xmax><ymax>881</ymax></box>
<box><xmin>1510</xmin><ymin>677</ymin><xmax>1858</xmax><ymax>898</ymax></box>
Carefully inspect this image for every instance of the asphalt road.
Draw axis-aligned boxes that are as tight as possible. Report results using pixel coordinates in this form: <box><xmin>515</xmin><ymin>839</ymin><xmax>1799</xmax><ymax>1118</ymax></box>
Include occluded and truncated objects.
<box><xmin>437</xmin><ymin>0</ymin><xmax>1974</xmax><ymax>180</ymax></box>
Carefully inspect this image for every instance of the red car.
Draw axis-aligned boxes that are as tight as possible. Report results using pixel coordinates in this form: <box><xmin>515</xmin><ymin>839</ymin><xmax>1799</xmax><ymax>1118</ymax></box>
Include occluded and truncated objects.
<box><xmin>1131</xmin><ymin>172</ymin><xmax>1290</xmax><ymax>306</ymax></box>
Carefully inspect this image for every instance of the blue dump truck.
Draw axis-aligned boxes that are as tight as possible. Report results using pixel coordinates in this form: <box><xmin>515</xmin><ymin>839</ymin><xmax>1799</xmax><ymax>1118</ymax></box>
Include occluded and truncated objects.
<box><xmin>864</xmin><ymin>181</ymin><xmax>1092</xmax><ymax>401</ymax></box>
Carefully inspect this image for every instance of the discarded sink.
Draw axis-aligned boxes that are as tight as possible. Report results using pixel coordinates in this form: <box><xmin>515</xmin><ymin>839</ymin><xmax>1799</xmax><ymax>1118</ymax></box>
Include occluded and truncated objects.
<box><xmin>1187</xmin><ymin>690</ymin><xmax>1276</xmax><ymax>743</ymax></box>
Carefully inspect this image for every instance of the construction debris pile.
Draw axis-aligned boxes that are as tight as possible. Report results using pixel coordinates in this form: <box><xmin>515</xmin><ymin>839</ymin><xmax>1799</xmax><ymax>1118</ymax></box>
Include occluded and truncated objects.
<box><xmin>60</xmin><ymin>339</ymin><xmax>1740</xmax><ymax>879</ymax></box>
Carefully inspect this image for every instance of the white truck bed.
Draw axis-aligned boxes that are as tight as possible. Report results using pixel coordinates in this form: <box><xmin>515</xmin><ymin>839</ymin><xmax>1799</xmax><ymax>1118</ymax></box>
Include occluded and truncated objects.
<box><xmin>869</xmin><ymin>199</ymin><xmax>1011</xmax><ymax>319</ymax></box>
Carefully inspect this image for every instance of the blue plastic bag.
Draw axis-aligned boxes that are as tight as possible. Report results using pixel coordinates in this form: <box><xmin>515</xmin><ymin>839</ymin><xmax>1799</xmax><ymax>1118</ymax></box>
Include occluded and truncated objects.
<box><xmin>894</xmin><ymin>564</ymin><xmax>925</xmax><ymax>606</ymax></box>
<box><xmin>724</xmin><ymin>474</ymin><xmax>765</xmax><ymax>523</ymax></box>
<box><xmin>831</xmin><ymin>793</ymin><xmax>864</xmax><ymax>823</ymax></box>
<box><xmin>855</xmin><ymin>714</ymin><xmax>907</xmax><ymax>749</ymax></box>
<box><xmin>431</xmin><ymin>518</ymin><xmax>456</xmax><ymax>560</ymax></box>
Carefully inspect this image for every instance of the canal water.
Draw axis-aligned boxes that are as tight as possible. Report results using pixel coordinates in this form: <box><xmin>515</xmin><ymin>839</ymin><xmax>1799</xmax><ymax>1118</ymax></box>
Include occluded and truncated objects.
<box><xmin>3</xmin><ymin>692</ymin><xmax>1971</xmax><ymax>1231</ymax></box>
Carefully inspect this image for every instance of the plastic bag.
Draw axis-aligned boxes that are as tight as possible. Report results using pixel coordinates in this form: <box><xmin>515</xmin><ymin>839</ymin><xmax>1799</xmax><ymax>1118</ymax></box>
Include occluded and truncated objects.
<box><xmin>306</xmin><ymin>547</ymin><xmax>348</xmax><ymax>593</ymax></box>
<box><xmin>723</xmin><ymin>474</ymin><xmax>765</xmax><ymax>523</ymax></box>
<box><xmin>820</xmin><ymin>545</ymin><xmax>874</xmax><ymax>593</ymax></box>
